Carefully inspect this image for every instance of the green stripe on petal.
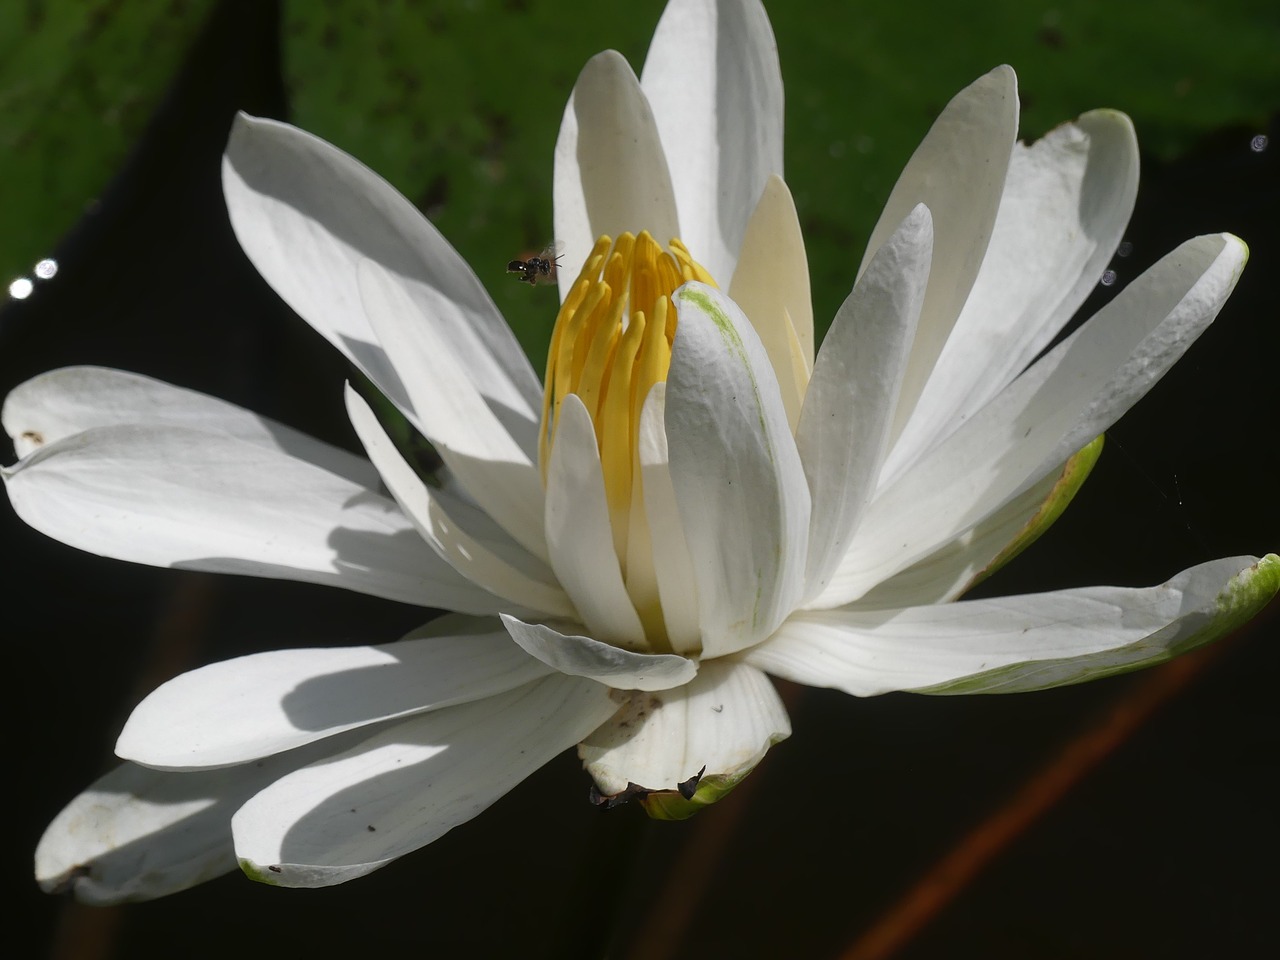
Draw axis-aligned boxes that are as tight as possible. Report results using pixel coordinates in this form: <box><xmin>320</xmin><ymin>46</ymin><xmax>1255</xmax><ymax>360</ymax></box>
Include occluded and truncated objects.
<box><xmin>918</xmin><ymin>553</ymin><xmax>1279</xmax><ymax>695</ymax></box>
<box><xmin>961</xmin><ymin>434</ymin><xmax>1105</xmax><ymax>595</ymax></box>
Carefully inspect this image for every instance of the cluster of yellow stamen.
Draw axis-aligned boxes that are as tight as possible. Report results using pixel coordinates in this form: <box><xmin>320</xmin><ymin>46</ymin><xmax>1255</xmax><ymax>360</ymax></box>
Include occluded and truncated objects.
<box><xmin>539</xmin><ymin>231</ymin><xmax>714</xmax><ymax>643</ymax></box>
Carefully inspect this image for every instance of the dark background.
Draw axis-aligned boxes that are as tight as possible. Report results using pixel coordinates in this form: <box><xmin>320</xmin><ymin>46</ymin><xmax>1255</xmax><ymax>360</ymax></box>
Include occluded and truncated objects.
<box><xmin>3</xmin><ymin>2</ymin><xmax>1277</xmax><ymax>957</ymax></box>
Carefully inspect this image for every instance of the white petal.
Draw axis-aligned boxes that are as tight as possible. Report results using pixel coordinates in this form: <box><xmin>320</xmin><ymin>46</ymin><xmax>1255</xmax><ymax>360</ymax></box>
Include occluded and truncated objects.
<box><xmin>3</xmin><ymin>366</ymin><xmax>374</xmax><ymax>487</ymax></box>
<box><xmin>344</xmin><ymin>386</ymin><xmax>573</xmax><ymax>618</ymax></box>
<box><xmin>117</xmin><ymin>615</ymin><xmax>552</xmax><ymax>769</ymax></box>
<box><xmin>858</xmin><ymin>438</ymin><xmax>1102</xmax><ymax>608</ymax></box>
<box><xmin>797</xmin><ymin>205</ymin><xmax>932</xmax><ymax>602</ymax></box>
<box><xmin>821</xmin><ymin>233</ymin><xmax>1248</xmax><ymax>606</ymax></box>
<box><xmin>667</xmin><ymin>282</ymin><xmax>810</xmax><ymax>656</ymax></box>
<box><xmin>886</xmin><ymin>110</ymin><xmax>1140</xmax><ymax>480</ymax></box>
<box><xmin>35</xmin><ymin>731</ymin><xmax>358</xmax><ymax>904</ymax></box>
<box><xmin>553</xmin><ymin>51</ymin><xmax>680</xmax><ymax>302</ymax></box>
<box><xmin>860</xmin><ymin>65</ymin><xmax>1019</xmax><ymax>447</ymax></box>
<box><xmin>36</xmin><ymin>762</ymin><xmax>237</xmax><ymax>904</ymax></box>
<box><xmin>500</xmin><ymin>614</ymin><xmax>697</xmax><ymax>691</ymax></box>
<box><xmin>222</xmin><ymin>114</ymin><xmax>541</xmax><ymax>453</ymax></box>
<box><xmin>640</xmin><ymin>0</ymin><xmax>785</xmax><ymax>285</ymax></box>
<box><xmin>749</xmin><ymin>556</ymin><xmax>1277</xmax><ymax>696</ymax></box>
<box><xmin>231</xmin><ymin>674</ymin><xmax>617</xmax><ymax>888</ymax></box>
<box><xmin>728</xmin><ymin>175</ymin><xmax>814</xmax><ymax>427</ymax></box>
<box><xmin>356</xmin><ymin>258</ymin><xmax>549</xmax><ymax>561</ymax></box>
<box><xmin>543</xmin><ymin>394</ymin><xmax>646</xmax><ymax>647</ymax></box>
<box><xmin>1048</xmin><ymin>235</ymin><xmax>1249</xmax><ymax>465</ymax></box>
<box><xmin>636</xmin><ymin>383</ymin><xmax>701</xmax><ymax>654</ymax></box>
<box><xmin>580</xmin><ymin>659</ymin><xmax>789</xmax><ymax>796</ymax></box>
<box><xmin>2</xmin><ymin>424</ymin><xmax>495</xmax><ymax>611</ymax></box>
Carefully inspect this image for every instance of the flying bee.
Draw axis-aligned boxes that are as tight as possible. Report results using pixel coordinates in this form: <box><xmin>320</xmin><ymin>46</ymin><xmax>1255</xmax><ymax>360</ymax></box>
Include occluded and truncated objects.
<box><xmin>507</xmin><ymin>240</ymin><xmax>564</xmax><ymax>286</ymax></box>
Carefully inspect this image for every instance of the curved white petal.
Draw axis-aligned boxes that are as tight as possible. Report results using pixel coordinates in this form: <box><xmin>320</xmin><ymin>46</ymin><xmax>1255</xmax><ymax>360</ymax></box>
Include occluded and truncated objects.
<box><xmin>2</xmin><ymin>423</ymin><xmax>495</xmax><ymax>611</ymax></box>
<box><xmin>118</xmin><ymin>615</ymin><xmax>551</xmax><ymax>769</ymax></box>
<box><xmin>500</xmin><ymin>614</ymin><xmax>697</xmax><ymax>691</ymax></box>
<box><xmin>637</xmin><ymin>384</ymin><xmax>701</xmax><ymax>654</ymax></box>
<box><xmin>886</xmin><ymin>109</ymin><xmax>1140</xmax><ymax>480</ymax></box>
<box><xmin>667</xmin><ymin>282</ymin><xmax>810</xmax><ymax>657</ymax></box>
<box><xmin>36</xmin><ymin>762</ymin><xmax>238</xmax><ymax>904</ymax></box>
<box><xmin>231</xmin><ymin>674</ymin><xmax>617</xmax><ymax>888</ymax></box>
<box><xmin>1046</xmin><ymin>234</ymin><xmax>1249</xmax><ymax>465</ymax></box>
<box><xmin>544</xmin><ymin>394</ymin><xmax>646</xmax><ymax>647</ymax></box>
<box><xmin>820</xmin><ymin>233</ymin><xmax>1248</xmax><ymax>607</ymax></box>
<box><xmin>797</xmin><ymin>204</ymin><xmax>932</xmax><ymax>602</ymax></box>
<box><xmin>3</xmin><ymin>366</ymin><xmax>374</xmax><ymax>488</ymax></box>
<box><xmin>749</xmin><ymin>556</ymin><xmax>1277</xmax><ymax>696</ymax></box>
<box><xmin>356</xmin><ymin>259</ymin><xmax>549</xmax><ymax>561</ymax></box>
<box><xmin>857</xmin><ymin>440</ymin><xmax>1100</xmax><ymax>608</ymax></box>
<box><xmin>640</xmin><ymin>0</ymin><xmax>784</xmax><ymax>286</ymax></box>
<box><xmin>728</xmin><ymin>175</ymin><xmax>814</xmax><ymax>426</ymax></box>
<box><xmin>344</xmin><ymin>386</ymin><xmax>572</xmax><ymax>618</ymax></box>
<box><xmin>579</xmin><ymin>659</ymin><xmax>789</xmax><ymax>796</ymax></box>
<box><xmin>35</xmin><ymin>731</ymin><xmax>359</xmax><ymax>905</ymax></box>
<box><xmin>222</xmin><ymin>114</ymin><xmax>542</xmax><ymax>453</ymax></box>
<box><xmin>860</xmin><ymin>65</ymin><xmax>1019</xmax><ymax>448</ymax></box>
<box><xmin>553</xmin><ymin>50</ymin><xmax>680</xmax><ymax>302</ymax></box>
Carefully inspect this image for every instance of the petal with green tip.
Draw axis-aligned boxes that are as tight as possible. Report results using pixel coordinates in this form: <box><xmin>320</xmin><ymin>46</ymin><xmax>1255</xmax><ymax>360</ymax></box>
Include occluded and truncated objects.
<box><xmin>747</xmin><ymin>556</ymin><xmax>1277</xmax><ymax>696</ymax></box>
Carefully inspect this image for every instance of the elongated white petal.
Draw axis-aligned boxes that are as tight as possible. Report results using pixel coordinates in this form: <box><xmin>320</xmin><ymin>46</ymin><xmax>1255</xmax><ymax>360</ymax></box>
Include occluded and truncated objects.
<box><xmin>860</xmin><ymin>65</ymin><xmax>1018</xmax><ymax>447</ymax></box>
<box><xmin>1046</xmin><ymin>235</ymin><xmax>1249</xmax><ymax>466</ymax></box>
<box><xmin>3</xmin><ymin>367</ymin><xmax>374</xmax><ymax>488</ymax></box>
<box><xmin>885</xmin><ymin>110</ymin><xmax>1139</xmax><ymax>480</ymax></box>
<box><xmin>667</xmin><ymin>283</ymin><xmax>810</xmax><ymax>657</ymax></box>
<box><xmin>821</xmin><ymin>233</ymin><xmax>1248</xmax><ymax>606</ymax></box>
<box><xmin>35</xmin><ymin>730</ymin><xmax>361</xmax><ymax>904</ymax></box>
<box><xmin>858</xmin><ymin>438</ymin><xmax>1102</xmax><ymax>608</ymax></box>
<box><xmin>553</xmin><ymin>51</ymin><xmax>680</xmax><ymax>302</ymax></box>
<box><xmin>118</xmin><ymin>615</ymin><xmax>551</xmax><ymax>769</ymax></box>
<box><xmin>357</xmin><ymin>259</ymin><xmax>549</xmax><ymax>561</ymax></box>
<box><xmin>36</xmin><ymin>762</ymin><xmax>238</xmax><ymax>904</ymax></box>
<box><xmin>543</xmin><ymin>394</ymin><xmax>646</xmax><ymax>647</ymax></box>
<box><xmin>729</xmin><ymin>175</ymin><xmax>814</xmax><ymax>427</ymax></box>
<box><xmin>580</xmin><ymin>660</ymin><xmax>789</xmax><ymax>797</ymax></box>
<box><xmin>640</xmin><ymin>0</ymin><xmax>784</xmax><ymax>286</ymax></box>
<box><xmin>798</xmin><ymin>205</ymin><xmax>932</xmax><ymax>602</ymax></box>
<box><xmin>500</xmin><ymin>615</ymin><xmax>697</xmax><ymax>691</ymax></box>
<box><xmin>749</xmin><ymin>556</ymin><xmax>1278</xmax><ymax>696</ymax></box>
<box><xmin>222</xmin><ymin>114</ymin><xmax>542</xmax><ymax>453</ymax></box>
<box><xmin>231</xmin><ymin>674</ymin><xmax>617</xmax><ymax>888</ymax></box>
<box><xmin>637</xmin><ymin>384</ymin><xmax>701</xmax><ymax>654</ymax></box>
<box><xmin>344</xmin><ymin>386</ymin><xmax>573</xmax><ymax>618</ymax></box>
<box><xmin>2</xmin><ymin>424</ymin><xmax>496</xmax><ymax>611</ymax></box>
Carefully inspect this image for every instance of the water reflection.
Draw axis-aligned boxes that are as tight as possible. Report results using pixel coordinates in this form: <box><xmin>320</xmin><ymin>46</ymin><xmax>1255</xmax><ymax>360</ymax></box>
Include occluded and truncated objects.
<box><xmin>7</xmin><ymin>258</ymin><xmax>59</xmax><ymax>301</ymax></box>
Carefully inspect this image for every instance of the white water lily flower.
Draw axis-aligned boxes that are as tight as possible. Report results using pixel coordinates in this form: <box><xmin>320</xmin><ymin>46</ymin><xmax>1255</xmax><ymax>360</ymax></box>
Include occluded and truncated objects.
<box><xmin>10</xmin><ymin>0</ymin><xmax>1276</xmax><ymax>903</ymax></box>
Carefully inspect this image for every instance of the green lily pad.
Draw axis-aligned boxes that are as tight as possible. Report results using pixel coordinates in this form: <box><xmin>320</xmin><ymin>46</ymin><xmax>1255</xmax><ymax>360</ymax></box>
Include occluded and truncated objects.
<box><xmin>0</xmin><ymin>0</ymin><xmax>215</xmax><ymax>294</ymax></box>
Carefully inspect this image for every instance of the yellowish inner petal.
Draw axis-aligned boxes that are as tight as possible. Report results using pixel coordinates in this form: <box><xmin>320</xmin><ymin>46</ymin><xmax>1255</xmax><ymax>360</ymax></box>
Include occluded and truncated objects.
<box><xmin>541</xmin><ymin>231</ymin><xmax>715</xmax><ymax>650</ymax></box>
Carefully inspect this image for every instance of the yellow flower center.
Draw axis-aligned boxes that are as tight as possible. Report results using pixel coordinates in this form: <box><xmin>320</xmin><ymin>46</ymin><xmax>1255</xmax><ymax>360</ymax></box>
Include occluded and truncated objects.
<box><xmin>540</xmin><ymin>231</ymin><xmax>715</xmax><ymax>649</ymax></box>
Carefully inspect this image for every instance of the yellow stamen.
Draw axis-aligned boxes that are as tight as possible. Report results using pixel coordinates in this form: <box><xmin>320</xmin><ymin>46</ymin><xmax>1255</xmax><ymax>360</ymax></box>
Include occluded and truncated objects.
<box><xmin>540</xmin><ymin>231</ymin><xmax>716</xmax><ymax>650</ymax></box>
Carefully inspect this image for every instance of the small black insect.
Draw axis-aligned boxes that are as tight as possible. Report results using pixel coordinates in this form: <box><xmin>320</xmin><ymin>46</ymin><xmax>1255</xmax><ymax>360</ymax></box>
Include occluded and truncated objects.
<box><xmin>507</xmin><ymin>241</ymin><xmax>564</xmax><ymax>285</ymax></box>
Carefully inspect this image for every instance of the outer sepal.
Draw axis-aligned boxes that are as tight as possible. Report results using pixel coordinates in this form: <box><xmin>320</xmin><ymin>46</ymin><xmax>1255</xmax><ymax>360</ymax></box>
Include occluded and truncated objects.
<box><xmin>638</xmin><ymin>751</ymin><xmax>780</xmax><ymax>821</ymax></box>
<box><xmin>580</xmin><ymin>661</ymin><xmax>790</xmax><ymax>816</ymax></box>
